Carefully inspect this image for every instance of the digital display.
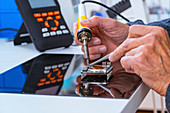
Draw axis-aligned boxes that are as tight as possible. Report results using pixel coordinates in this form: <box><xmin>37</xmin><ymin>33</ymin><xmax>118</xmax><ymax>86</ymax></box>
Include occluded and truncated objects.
<box><xmin>28</xmin><ymin>0</ymin><xmax>56</xmax><ymax>9</ymax></box>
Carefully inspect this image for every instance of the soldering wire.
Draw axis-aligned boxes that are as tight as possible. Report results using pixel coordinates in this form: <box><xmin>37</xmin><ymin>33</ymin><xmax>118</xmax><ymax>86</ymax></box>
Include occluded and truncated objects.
<box><xmin>82</xmin><ymin>0</ymin><xmax>130</xmax><ymax>22</ymax></box>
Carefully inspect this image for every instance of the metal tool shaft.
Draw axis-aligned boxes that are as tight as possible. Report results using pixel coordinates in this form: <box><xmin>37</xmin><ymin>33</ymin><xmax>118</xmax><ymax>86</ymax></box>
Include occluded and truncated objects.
<box><xmin>83</xmin><ymin>38</ymin><xmax>90</xmax><ymax>65</ymax></box>
<box><xmin>89</xmin><ymin>53</ymin><xmax>112</xmax><ymax>67</ymax></box>
<box><xmin>98</xmin><ymin>84</ymin><xmax>115</xmax><ymax>98</ymax></box>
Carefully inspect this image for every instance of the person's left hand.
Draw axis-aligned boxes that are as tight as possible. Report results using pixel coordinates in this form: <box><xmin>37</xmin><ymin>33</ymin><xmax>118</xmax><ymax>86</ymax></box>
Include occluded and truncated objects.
<box><xmin>109</xmin><ymin>25</ymin><xmax>170</xmax><ymax>96</ymax></box>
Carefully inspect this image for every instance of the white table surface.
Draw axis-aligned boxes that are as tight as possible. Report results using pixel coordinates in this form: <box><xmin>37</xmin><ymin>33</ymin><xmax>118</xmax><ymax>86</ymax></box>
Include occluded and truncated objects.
<box><xmin>0</xmin><ymin>40</ymin><xmax>83</xmax><ymax>74</ymax></box>
<box><xmin>0</xmin><ymin>40</ymin><xmax>150</xmax><ymax>113</ymax></box>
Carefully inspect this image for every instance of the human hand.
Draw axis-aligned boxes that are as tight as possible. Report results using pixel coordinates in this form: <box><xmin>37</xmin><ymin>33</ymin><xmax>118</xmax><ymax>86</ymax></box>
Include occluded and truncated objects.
<box><xmin>75</xmin><ymin>71</ymin><xmax>141</xmax><ymax>98</ymax></box>
<box><xmin>73</xmin><ymin>16</ymin><xmax>129</xmax><ymax>60</ymax></box>
<box><xmin>109</xmin><ymin>25</ymin><xmax>170</xmax><ymax>96</ymax></box>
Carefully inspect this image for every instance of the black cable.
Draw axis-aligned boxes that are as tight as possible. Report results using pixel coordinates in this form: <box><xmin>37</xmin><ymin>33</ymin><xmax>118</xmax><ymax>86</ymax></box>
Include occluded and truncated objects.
<box><xmin>0</xmin><ymin>28</ymin><xmax>18</xmax><ymax>32</ymax></box>
<box><xmin>82</xmin><ymin>0</ymin><xmax>130</xmax><ymax>22</ymax></box>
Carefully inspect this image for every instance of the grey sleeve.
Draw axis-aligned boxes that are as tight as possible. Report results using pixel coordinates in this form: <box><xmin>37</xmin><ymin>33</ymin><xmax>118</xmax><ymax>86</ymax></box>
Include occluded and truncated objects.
<box><xmin>148</xmin><ymin>18</ymin><xmax>170</xmax><ymax>37</ymax></box>
<box><xmin>127</xmin><ymin>18</ymin><xmax>170</xmax><ymax>37</ymax></box>
<box><xmin>166</xmin><ymin>85</ymin><xmax>170</xmax><ymax>112</ymax></box>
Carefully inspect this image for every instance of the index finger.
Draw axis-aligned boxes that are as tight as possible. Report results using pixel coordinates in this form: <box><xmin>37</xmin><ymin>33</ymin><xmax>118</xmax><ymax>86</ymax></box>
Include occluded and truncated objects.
<box><xmin>109</xmin><ymin>37</ymin><xmax>147</xmax><ymax>62</ymax></box>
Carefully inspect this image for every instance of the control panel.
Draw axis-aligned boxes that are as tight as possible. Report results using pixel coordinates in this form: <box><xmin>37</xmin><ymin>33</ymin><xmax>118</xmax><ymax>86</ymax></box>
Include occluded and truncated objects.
<box><xmin>15</xmin><ymin>0</ymin><xmax>73</xmax><ymax>51</ymax></box>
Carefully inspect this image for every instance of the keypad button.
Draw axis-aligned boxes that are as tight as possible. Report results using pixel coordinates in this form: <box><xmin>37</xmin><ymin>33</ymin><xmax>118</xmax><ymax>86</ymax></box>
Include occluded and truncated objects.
<box><xmin>63</xmin><ymin>30</ymin><xmax>69</xmax><ymax>34</ymax></box>
<box><xmin>52</xmin><ymin>65</ymin><xmax>57</xmax><ymax>69</ymax></box>
<box><xmin>62</xmin><ymin>67</ymin><xmax>67</xmax><ymax>70</ymax></box>
<box><xmin>58</xmin><ymin>64</ymin><xmax>63</xmax><ymax>68</ymax></box>
<box><xmin>37</xmin><ymin>18</ymin><xmax>43</xmax><ymax>22</ymax></box>
<box><xmin>56</xmin><ymin>30</ymin><xmax>62</xmax><ymax>35</ymax></box>
<box><xmin>55</xmin><ymin>15</ymin><xmax>61</xmax><ymax>20</ymax></box>
<box><xmin>44</xmin><ymin>21</ymin><xmax>50</xmax><ymax>28</ymax></box>
<box><xmin>51</xmin><ymin>80</ymin><xmax>57</xmax><ymax>84</ymax></box>
<box><xmin>48</xmin><ymin>12</ymin><xmax>53</xmax><ymax>16</ymax></box>
<box><xmin>45</xmin><ymin>81</ymin><xmax>51</xmax><ymax>85</ymax></box>
<box><xmin>64</xmin><ymin>62</ymin><xmax>70</xmax><ymax>66</ymax></box>
<box><xmin>58</xmin><ymin>75</ymin><xmax>63</xmax><ymax>78</ymax></box>
<box><xmin>50</xmin><ymin>31</ymin><xmax>56</xmax><ymax>36</ymax></box>
<box><xmin>45</xmin><ymin>66</ymin><xmax>51</xmax><ymax>70</ymax></box>
<box><xmin>42</xmin><ymin>13</ymin><xmax>48</xmax><ymax>17</ymax></box>
<box><xmin>43</xmin><ymin>32</ymin><xmax>50</xmax><ymax>37</ymax></box>
<box><xmin>44</xmin><ymin>70</ymin><xmax>50</xmax><ymax>74</ymax></box>
<box><xmin>40</xmin><ymin>78</ymin><xmax>46</xmax><ymax>82</ymax></box>
<box><xmin>57</xmin><ymin>79</ymin><xmax>62</xmax><ymax>82</ymax></box>
<box><xmin>37</xmin><ymin>82</ymin><xmax>44</xmax><ymax>86</ymax></box>
<box><xmin>42</xmin><ymin>28</ymin><xmax>48</xmax><ymax>32</ymax></box>
<box><xmin>60</xmin><ymin>25</ymin><xmax>66</xmax><ymax>29</ymax></box>
<box><xmin>54</xmin><ymin>11</ymin><xmax>60</xmax><ymax>15</ymax></box>
<box><xmin>54</xmin><ymin>20</ymin><xmax>59</xmax><ymax>26</ymax></box>
<box><xmin>51</xmin><ymin>27</ymin><xmax>58</xmax><ymax>31</ymax></box>
<box><xmin>47</xmin><ymin>16</ymin><xmax>53</xmax><ymax>21</ymax></box>
<box><xmin>34</xmin><ymin>13</ymin><xmax>41</xmax><ymax>18</ymax></box>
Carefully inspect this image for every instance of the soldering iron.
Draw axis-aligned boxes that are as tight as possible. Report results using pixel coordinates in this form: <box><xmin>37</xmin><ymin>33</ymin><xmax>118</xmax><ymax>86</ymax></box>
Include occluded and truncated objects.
<box><xmin>77</xmin><ymin>3</ymin><xmax>92</xmax><ymax>65</ymax></box>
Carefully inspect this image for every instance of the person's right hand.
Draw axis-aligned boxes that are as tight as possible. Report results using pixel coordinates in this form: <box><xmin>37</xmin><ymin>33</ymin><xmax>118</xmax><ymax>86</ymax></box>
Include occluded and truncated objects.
<box><xmin>73</xmin><ymin>16</ymin><xmax>129</xmax><ymax>60</ymax></box>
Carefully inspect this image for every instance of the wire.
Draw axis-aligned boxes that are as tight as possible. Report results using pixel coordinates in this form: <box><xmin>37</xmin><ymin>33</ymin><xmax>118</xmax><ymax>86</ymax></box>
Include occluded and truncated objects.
<box><xmin>82</xmin><ymin>0</ymin><xmax>130</xmax><ymax>22</ymax></box>
<box><xmin>0</xmin><ymin>28</ymin><xmax>18</xmax><ymax>32</ymax></box>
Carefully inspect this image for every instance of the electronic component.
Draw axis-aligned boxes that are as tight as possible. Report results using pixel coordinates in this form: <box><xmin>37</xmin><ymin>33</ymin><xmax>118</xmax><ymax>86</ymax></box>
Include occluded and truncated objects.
<box><xmin>77</xmin><ymin>3</ymin><xmax>92</xmax><ymax>65</ymax></box>
<box><xmin>15</xmin><ymin>0</ymin><xmax>73</xmax><ymax>51</ymax></box>
<box><xmin>79</xmin><ymin>63</ymin><xmax>113</xmax><ymax>97</ymax></box>
<box><xmin>81</xmin><ymin>65</ymin><xmax>113</xmax><ymax>84</ymax></box>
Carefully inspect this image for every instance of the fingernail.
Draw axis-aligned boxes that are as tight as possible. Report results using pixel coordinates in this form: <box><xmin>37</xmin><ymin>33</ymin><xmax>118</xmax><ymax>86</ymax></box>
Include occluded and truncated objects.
<box><xmin>109</xmin><ymin>53</ymin><xmax>113</xmax><ymax>62</ymax></box>
<box><xmin>99</xmin><ymin>46</ymin><xmax>107</xmax><ymax>53</ymax></box>
<box><xmin>95</xmin><ymin>54</ymin><xmax>101</xmax><ymax>57</ymax></box>
<box><xmin>93</xmin><ymin>40</ymin><xmax>100</xmax><ymax>45</ymax></box>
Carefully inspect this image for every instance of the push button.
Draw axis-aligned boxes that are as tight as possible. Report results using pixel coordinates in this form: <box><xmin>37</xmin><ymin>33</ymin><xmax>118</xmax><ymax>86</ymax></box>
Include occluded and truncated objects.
<box><xmin>37</xmin><ymin>18</ymin><xmax>43</xmax><ymax>22</ymax></box>
<box><xmin>42</xmin><ymin>13</ymin><xmax>48</xmax><ymax>17</ymax></box>
<box><xmin>42</xmin><ymin>28</ymin><xmax>48</xmax><ymax>32</ymax></box>
<box><xmin>44</xmin><ymin>21</ymin><xmax>50</xmax><ymax>28</ymax></box>
<box><xmin>55</xmin><ymin>15</ymin><xmax>61</xmax><ymax>20</ymax></box>
<box><xmin>43</xmin><ymin>32</ymin><xmax>50</xmax><ymax>37</ymax></box>
<box><xmin>40</xmin><ymin>78</ymin><xmax>46</xmax><ymax>82</ymax></box>
<box><xmin>47</xmin><ymin>17</ymin><xmax>53</xmax><ymax>21</ymax></box>
<box><xmin>50</xmin><ymin>31</ymin><xmax>56</xmax><ymax>36</ymax></box>
<box><xmin>34</xmin><ymin>13</ymin><xmax>41</xmax><ymax>18</ymax></box>
<box><xmin>51</xmin><ymin>80</ymin><xmax>57</xmax><ymax>84</ymax></box>
<box><xmin>54</xmin><ymin>20</ymin><xmax>59</xmax><ymax>26</ymax></box>
<box><xmin>60</xmin><ymin>25</ymin><xmax>66</xmax><ymax>29</ymax></box>
<box><xmin>63</xmin><ymin>30</ymin><xmax>69</xmax><ymax>34</ymax></box>
<box><xmin>45</xmin><ymin>81</ymin><xmax>51</xmax><ymax>85</ymax></box>
<box><xmin>56</xmin><ymin>30</ymin><xmax>62</xmax><ymax>35</ymax></box>
<box><xmin>51</xmin><ymin>27</ymin><xmax>58</xmax><ymax>31</ymax></box>
<box><xmin>37</xmin><ymin>82</ymin><xmax>44</xmax><ymax>86</ymax></box>
<box><xmin>57</xmin><ymin>79</ymin><xmax>62</xmax><ymax>82</ymax></box>
<box><xmin>48</xmin><ymin>12</ymin><xmax>54</xmax><ymax>16</ymax></box>
<box><xmin>54</xmin><ymin>11</ymin><xmax>60</xmax><ymax>15</ymax></box>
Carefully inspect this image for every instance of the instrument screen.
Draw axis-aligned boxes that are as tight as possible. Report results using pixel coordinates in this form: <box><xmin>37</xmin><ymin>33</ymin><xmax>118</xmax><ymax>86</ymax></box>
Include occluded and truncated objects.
<box><xmin>28</xmin><ymin>0</ymin><xmax>56</xmax><ymax>9</ymax></box>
